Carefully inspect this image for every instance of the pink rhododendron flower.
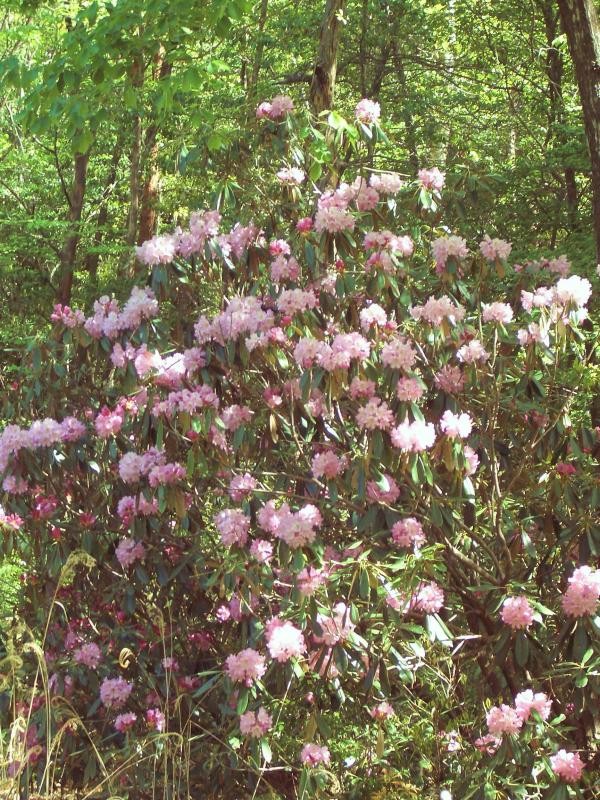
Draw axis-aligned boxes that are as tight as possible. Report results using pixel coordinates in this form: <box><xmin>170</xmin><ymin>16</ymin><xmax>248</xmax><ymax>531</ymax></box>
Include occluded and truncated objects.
<box><xmin>73</xmin><ymin>643</ymin><xmax>102</xmax><ymax>669</ymax></box>
<box><xmin>314</xmin><ymin>602</ymin><xmax>355</xmax><ymax>646</ymax></box>
<box><xmin>418</xmin><ymin>167</ymin><xmax>445</xmax><ymax>191</ymax></box>
<box><xmin>517</xmin><ymin>322</ymin><xmax>549</xmax><ymax>347</ymax></box>
<box><xmin>311</xmin><ymin>451</ymin><xmax>345</xmax><ymax>480</ymax></box>
<box><xmin>277</xmin><ymin>167</ymin><xmax>305</xmax><ymax>185</ymax></box>
<box><xmin>392</xmin><ymin>518</ymin><xmax>426</xmax><ymax>548</ymax></box>
<box><xmin>59</xmin><ymin>417</ymin><xmax>87</xmax><ymax>442</ymax></box>
<box><xmin>359</xmin><ymin>303</ymin><xmax>387</xmax><ymax>331</ymax></box>
<box><xmin>514</xmin><ymin>689</ymin><xmax>551</xmax><ymax>721</ymax></box>
<box><xmin>148</xmin><ymin>461</ymin><xmax>186</xmax><ymax>487</ymax></box>
<box><xmin>277</xmin><ymin>288</ymin><xmax>318</xmax><ymax>316</ymax></box>
<box><xmin>256</xmin><ymin>101</ymin><xmax>272</xmax><ymax>119</ymax></box>
<box><xmin>381</xmin><ymin>337</ymin><xmax>417</xmax><ymax>371</ymax></box>
<box><xmin>228</xmin><ymin>473</ymin><xmax>257</xmax><ymax>501</ymax></box>
<box><xmin>369</xmin><ymin>172</ymin><xmax>403</xmax><ymax>194</ymax></box>
<box><xmin>114</xmin><ymin>712</ymin><xmax>137</xmax><ymax>733</ymax></box>
<box><xmin>464</xmin><ymin>445</ymin><xmax>479</xmax><ymax>475</ymax></box>
<box><xmin>51</xmin><ymin>304</ymin><xmax>85</xmax><ymax>327</ymax></box>
<box><xmin>412</xmin><ymin>582</ymin><xmax>444</xmax><ymax>614</ymax></box>
<box><xmin>479</xmin><ymin>236</ymin><xmax>512</xmax><ymax>261</ymax></box>
<box><xmin>456</xmin><ymin>340</ymin><xmax>489</xmax><ymax>364</ymax></box>
<box><xmin>220</xmin><ymin>404</ymin><xmax>254</xmax><ymax>431</ymax></box>
<box><xmin>474</xmin><ymin>733</ymin><xmax>501</xmax><ymax>754</ymax></box>
<box><xmin>561</xmin><ymin>565</ymin><xmax>600</xmax><ymax>617</ymax></box>
<box><xmin>225</xmin><ymin>648</ymin><xmax>267</xmax><ymax>686</ymax></box>
<box><xmin>271</xmin><ymin>254</ymin><xmax>300</xmax><ymax>282</ymax></box>
<box><xmin>410</xmin><ymin>296</ymin><xmax>465</xmax><ymax>326</ymax></box>
<box><xmin>349</xmin><ymin>377</ymin><xmax>376</xmax><ymax>400</ymax></box>
<box><xmin>547</xmin><ymin>254</ymin><xmax>570</xmax><ymax>276</ymax></box>
<box><xmin>554</xmin><ymin>275</ymin><xmax>591</xmax><ymax>308</ymax></box>
<box><xmin>482</xmin><ymin>302</ymin><xmax>513</xmax><ymax>324</ymax></box>
<box><xmin>486</xmin><ymin>704</ymin><xmax>523</xmax><ymax>736</ymax></box>
<box><xmin>249</xmin><ymin>538</ymin><xmax>273</xmax><ymax>563</ymax></box>
<box><xmin>296</xmin><ymin>216</ymin><xmax>313</xmax><ymax>233</ymax></box>
<box><xmin>314</xmin><ymin>206</ymin><xmax>355</xmax><ymax>234</ymax></box>
<box><xmin>439</xmin><ymin>410</ymin><xmax>473</xmax><ymax>439</ymax></box>
<box><xmin>390</xmin><ymin>419</ymin><xmax>436</xmax><ymax>452</ymax></box>
<box><xmin>115</xmin><ymin>538</ymin><xmax>146</xmax><ymax>569</ymax></box>
<box><xmin>395</xmin><ymin>377</ymin><xmax>424</xmax><ymax>402</ymax></box>
<box><xmin>296</xmin><ymin>566</ymin><xmax>329</xmax><ymax>596</ymax></box>
<box><xmin>366</xmin><ymin>474</ymin><xmax>400</xmax><ymax>504</ymax></box>
<box><xmin>215</xmin><ymin>508</ymin><xmax>250</xmax><ymax>547</ymax></box>
<box><xmin>95</xmin><ymin>406</ymin><xmax>124</xmax><ymax>438</ymax></box>
<box><xmin>100</xmin><ymin>677</ymin><xmax>133</xmax><ymax>709</ymax></box>
<box><xmin>240</xmin><ymin>707</ymin><xmax>272</xmax><ymax>737</ymax></box>
<box><xmin>431</xmin><ymin>235</ymin><xmax>468</xmax><ymax>271</ymax></box>
<box><xmin>435</xmin><ymin>365</ymin><xmax>465</xmax><ymax>394</ymax></box>
<box><xmin>355</xmin><ymin>98</ymin><xmax>380</xmax><ymax>124</ymax></box>
<box><xmin>356</xmin><ymin>398</ymin><xmax>395</xmax><ymax>431</ymax></box>
<box><xmin>275</xmin><ymin>504</ymin><xmax>322</xmax><ymax>548</ymax></box>
<box><xmin>351</xmin><ymin>176</ymin><xmax>379</xmax><ymax>210</ymax></box>
<box><xmin>135</xmin><ymin>235</ymin><xmax>176</xmax><ymax>266</ymax></box>
<box><xmin>500</xmin><ymin>596</ymin><xmax>535</xmax><ymax>630</ymax></box>
<box><xmin>270</xmin><ymin>94</ymin><xmax>294</xmax><ymax>118</ymax></box>
<box><xmin>369</xmin><ymin>701</ymin><xmax>395</xmax><ymax>720</ymax></box>
<box><xmin>146</xmin><ymin>708</ymin><xmax>166</xmax><ymax>732</ymax></box>
<box><xmin>550</xmin><ymin>749</ymin><xmax>584</xmax><ymax>782</ymax></box>
<box><xmin>300</xmin><ymin>743</ymin><xmax>331</xmax><ymax>766</ymax></box>
<box><xmin>265</xmin><ymin>618</ymin><xmax>306</xmax><ymax>662</ymax></box>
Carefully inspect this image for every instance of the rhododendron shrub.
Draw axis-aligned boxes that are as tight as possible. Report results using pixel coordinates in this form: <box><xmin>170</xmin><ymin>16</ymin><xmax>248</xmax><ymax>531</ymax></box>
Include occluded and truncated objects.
<box><xmin>0</xmin><ymin>99</ymin><xmax>599</xmax><ymax>799</ymax></box>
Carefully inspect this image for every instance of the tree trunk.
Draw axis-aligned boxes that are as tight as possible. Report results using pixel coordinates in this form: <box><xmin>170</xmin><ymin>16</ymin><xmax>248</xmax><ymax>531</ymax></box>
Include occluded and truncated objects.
<box><xmin>86</xmin><ymin>143</ymin><xmax>122</xmax><ymax>278</ymax></box>
<box><xmin>391</xmin><ymin>44</ymin><xmax>420</xmax><ymax>173</ymax></box>
<box><xmin>358</xmin><ymin>0</ymin><xmax>369</xmax><ymax>97</ymax></box>
<box><xmin>557</xmin><ymin>0</ymin><xmax>600</xmax><ymax>258</ymax></box>
<box><xmin>310</xmin><ymin>0</ymin><xmax>345</xmax><ymax>114</ymax></box>
<box><xmin>57</xmin><ymin>150</ymin><xmax>89</xmax><ymax>305</ymax></box>
<box><xmin>540</xmin><ymin>1</ymin><xmax>580</xmax><ymax>232</ymax></box>
<box><xmin>126</xmin><ymin>54</ymin><xmax>144</xmax><ymax>247</ymax></box>
<box><xmin>248</xmin><ymin>0</ymin><xmax>269</xmax><ymax>98</ymax></box>
<box><xmin>137</xmin><ymin>57</ymin><xmax>172</xmax><ymax>246</ymax></box>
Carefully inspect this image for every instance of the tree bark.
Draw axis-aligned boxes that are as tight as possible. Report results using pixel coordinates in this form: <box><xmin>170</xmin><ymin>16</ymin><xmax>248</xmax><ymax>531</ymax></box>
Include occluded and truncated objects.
<box><xmin>310</xmin><ymin>0</ymin><xmax>345</xmax><ymax>114</ymax></box>
<box><xmin>137</xmin><ymin>56</ymin><xmax>172</xmax><ymax>246</ymax></box>
<box><xmin>557</xmin><ymin>0</ymin><xmax>600</xmax><ymax>258</ymax></box>
<box><xmin>248</xmin><ymin>0</ymin><xmax>269</xmax><ymax>98</ymax></box>
<box><xmin>540</xmin><ymin>1</ymin><xmax>580</xmax><ymax>232</ymax></box>
<box><xmin>391</xmin><ymin>44</ymin><xmax>420</xmax><ymax>173</ymax></box>
<box><xmin>126</xmin><ymin>54</ymin><xmax>144</xmax><ymax>247</ymax></box>
<box><xmin>86</xmin><ymin>143</ymin><xmax>122</xmax><ymax>278</ymax></box>
<box><xmin>57</xmin><ymin>150</ymin><xmax>89</xmax><ymax>305</ymax></box>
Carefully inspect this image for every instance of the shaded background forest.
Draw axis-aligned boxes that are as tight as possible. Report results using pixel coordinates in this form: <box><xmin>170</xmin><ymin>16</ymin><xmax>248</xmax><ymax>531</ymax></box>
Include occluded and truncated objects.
<box><xmin>0</xmin><ymin>0</ymin><xmax>596</xmax><ymax>355</ymax></box>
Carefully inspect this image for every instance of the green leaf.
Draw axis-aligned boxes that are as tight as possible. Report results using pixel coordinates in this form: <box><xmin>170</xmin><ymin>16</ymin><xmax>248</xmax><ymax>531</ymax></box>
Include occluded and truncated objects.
<box><xmin>260</xmin><ymin>739</ymin><xmax>272</xmax><ymax>762</ymax></box>
<box><xmin>72</xmin><ymin>128</ymin><xmax>93</xmax><ymax>154</ymax></box>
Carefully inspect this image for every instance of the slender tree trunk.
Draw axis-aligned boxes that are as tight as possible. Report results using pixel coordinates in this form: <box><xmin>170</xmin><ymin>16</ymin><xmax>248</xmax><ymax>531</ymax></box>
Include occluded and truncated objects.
<box><xmin>137</xmin><ymin>56</ymin><xmax>172</xmax><ymax>246</ymax></box>
<box><xmin>557</xmin><ymin>0</ymin><xmax>600</xmax><ymax>258</ymax></box>
<box><xmin>248</xmin><ymin>0</ymin><xmax>269</xmax><ymax>98</ymax></box>
<box><xmin>358</xmin><ymin>0</ymin><xmax>369</xmax><ymax>97</ymax></box>
<box><xmin>564</xmin><ymin>166</ymin><xmax>579</xmax><ymax>228</ymax></box>
<box><xmin>369</xmin><ymin>43</ymin><xmax>390</xmax><ymax>99</ymax></box>
<box><xmin>126</xmin><ymin>54</ymin><xmax>144</xmax><ymax>247</ymax></box>
<box><xmin>57</xmin><ymin>150</ymin><xmax>89</xmax><ymax>305</ymax></box>
<box><xmin>86</xmin><ymin>143</ymin><xmax>122</xmax><ymax>278</ymax></box>
<box><xmin>310</xmin><ymin>0</ymin><xmax>345</xmax><ymax>114</ymax></box>
<box><xmin>137</xmin><ymin>143</ymin><xmax>160</xmax><ymax>246</ymax></box>
<box><xmin>540</xmin><ymin>1</ymin><xmax>580</xmax><ymax>232</ymax></box>
<box><xmin>391</xmin><ymin>44</ymin><xmax>420</xmax><ymax>172</ymax></box>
